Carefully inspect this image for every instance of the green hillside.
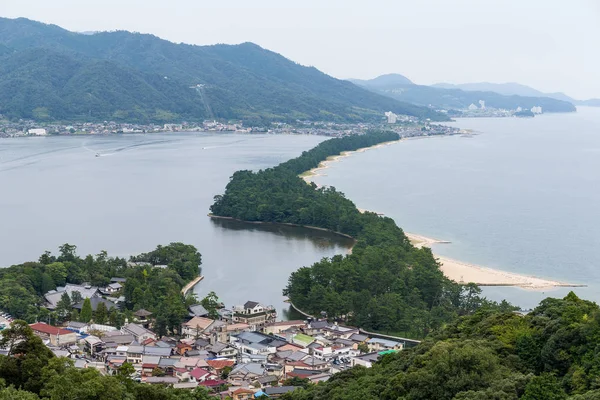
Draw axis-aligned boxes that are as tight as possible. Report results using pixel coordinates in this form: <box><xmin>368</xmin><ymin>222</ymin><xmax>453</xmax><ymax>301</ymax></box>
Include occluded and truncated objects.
<box><xmin>284</xmin><ymin>293</ymin><xmax>600</xmax><ymax>400</ymax></box>
<box><xmin>0</xmin><ymin>18</ymin><xmax>447</xmax><ymax>123</ymax></box>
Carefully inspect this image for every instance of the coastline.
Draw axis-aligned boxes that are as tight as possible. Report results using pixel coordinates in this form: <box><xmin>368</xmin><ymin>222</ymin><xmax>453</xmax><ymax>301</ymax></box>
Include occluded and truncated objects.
<box><xmin>405</xmin><ymin>232</ymin><xmax>583</xmax><ymax>290</ymax></box>
<box><xmin>208</xmin><ymin>214</ymin><xmax>357</xmax><ymax>242</ymax></box>
<box><xmin>181</xmin><ymin>275</ymin><xmax>204</xmax><ymax>296</ymax></box>
<box><xmin>300</xmin><ymin>139</ymin><xmax>402</xmax><ymax>183</ymax></box>
<box><xmin>298</xmin><ymin>138</ymin><xmax>584</xmax><ymax>291</ymax></box>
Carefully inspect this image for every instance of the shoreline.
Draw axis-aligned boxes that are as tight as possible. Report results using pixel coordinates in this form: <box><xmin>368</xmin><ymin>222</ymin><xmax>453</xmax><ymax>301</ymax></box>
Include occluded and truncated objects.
<box><xmin>297</xmin><ymin>139</ymin><xmax>584</xmax><ymax>291</ymax></box>
<box><xmin>300</xmin><ymin>139</ymin><xmax>402</xmax><ymax>183</ymax></box>
<box><xmin>181</xmin><ymin>275</ymin><xmax>204</xmax><ymax>296</ymax></box>
<box><xmin>208</xmin><ymin>214</ymin><xmax>357</xmax><ymax>242</ymax></box>
<box><xmin>405</xmin><ymin>232</ymin><xmax>584</xmax><ymax>290</ymax></box>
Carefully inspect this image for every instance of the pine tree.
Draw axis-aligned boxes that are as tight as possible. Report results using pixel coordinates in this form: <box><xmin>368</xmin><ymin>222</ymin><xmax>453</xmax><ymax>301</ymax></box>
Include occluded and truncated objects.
<box><xmin>95</xmin><ymin>302</ymin><xmax>108</xmax><ymax>324</ymax></box>
<box><xmin>80</xmin><ymin>298</ymin><xmax>93</xmax><ymax>323</ymax></box>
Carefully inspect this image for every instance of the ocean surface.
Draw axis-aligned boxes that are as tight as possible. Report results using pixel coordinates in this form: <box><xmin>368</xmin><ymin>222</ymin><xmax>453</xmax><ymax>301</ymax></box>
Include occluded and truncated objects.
<box><xmin>2</xmin><ymin>108</ymin><xmax>599</xmax><ymax>314</ymax></box>
<box><xmin>0</xmin><ymin>133</ymin><xmax>353</xmax><ymax>316</ymax></box>
<box><xmin>313</xmin><ymin>107</ymin><xmax>600</xmax><ymax>309</ymax></box>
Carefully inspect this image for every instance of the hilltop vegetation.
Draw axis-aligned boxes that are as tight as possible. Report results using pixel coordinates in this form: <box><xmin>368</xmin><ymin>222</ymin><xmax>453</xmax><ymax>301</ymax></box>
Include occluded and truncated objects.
<box><xmin>0</xmin><ymin>243</ymin><xmax>201</xmax><ymax>335</ymax></box>
<box><xmin>210</xmin><ymin>131</ymin><xmax>513</xmax><ymax>338</ymax></box>
<box><xmin>0</xmin><ymin>18</ymin><xmax>447</xmax><ymax>123</ymax></box>
<box><xmin>283</xmin><ymin>293</ymin><xmax>600</xmax><ymax>400</ymax></box>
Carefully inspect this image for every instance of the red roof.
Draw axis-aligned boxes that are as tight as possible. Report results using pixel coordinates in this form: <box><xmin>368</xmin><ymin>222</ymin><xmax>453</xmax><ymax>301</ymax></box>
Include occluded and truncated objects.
<box><xmin>206</xmin><ymin>359</ymin><xmax>235</xmax><ymax>370</ymax></box>
<box><xmin>190</xmin><ymin>367</ymin><xmax>210</xmax><ymax>380</ymax></box>
<box><xmin>30</xmin><ymin>323</ymin><xmax>72</xmax><ymax>336</ymax></box>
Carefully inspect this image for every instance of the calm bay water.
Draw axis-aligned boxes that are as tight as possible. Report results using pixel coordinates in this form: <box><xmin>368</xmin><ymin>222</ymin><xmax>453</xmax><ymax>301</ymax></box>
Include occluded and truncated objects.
<box><xmin>313</xmin><ymin>107</ymin><xmax>600</xmax><ymax>309</ymax></box>
<box><xmin>0</xmin><ymin>133</ymin><xmax>352</xmax><ymax>316</ymax></box>
<box><xmin>2</xmin><ymin>108</ymin><xmax>599</xmax><ymax>314</ymax></box>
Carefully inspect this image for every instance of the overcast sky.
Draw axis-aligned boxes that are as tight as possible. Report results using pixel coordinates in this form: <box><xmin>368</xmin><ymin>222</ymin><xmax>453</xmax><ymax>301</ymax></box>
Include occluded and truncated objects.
<box><xmin>2</xmin><ymin>0</ymin><xmax>599</xmax><ymax>99</ymax></box>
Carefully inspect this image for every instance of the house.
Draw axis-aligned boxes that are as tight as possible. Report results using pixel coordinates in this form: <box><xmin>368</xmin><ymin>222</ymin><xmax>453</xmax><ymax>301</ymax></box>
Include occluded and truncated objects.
<box><xmin>141</xmin><ymin>355</ymin><xmax>161</xmax><ymax>376</ymax></box>
<box><xmin>84</xmin><ymin>335</ymin><xmax>104</xmax><ymax>355</ymax></box>
<box><xmin>182</xmin><ymin>317</ymin><xmax>216</xmax><ymax>338</ymax></box>
<box><xmin>158</xmin><ymin>357</ymin><xmax>179</xmax><ymax>376</ymax></box>
<box><xmin>189</xmin><ymin>367</ymin><xmax>213</xmax><ymax>382</ymax></box>
<box><xmin>30</xmin><ymin>323</ymin><xmax>77</xmax><ymax>346</ymax></box>
<box><xmin>232</xmin><ymin>301</ymin><xmax>276</xmax><ymax>326</ymax></box>
<box><xmin>110</xmin><ymin>277</ymin><xmax>127</xmax><ymax>284</ymax></box>
<box><xmin>291</xmin><ymin>333</ymin><xmax>315</xmax><ymax>348</ymax></box>
<box><xmin>367</xmin><ymin>338</ymin><xmax>403</xmax><ymax>352</ymax></box>
<box><xmin>351</xmin><ymin>352</ymin><xmax>380</xmax><ymax>368</ymax></box>
<box><xmin>28</xmin><ymin>128</ymin><xmax>47</xmax><ymax>136</ymax></box>
<box><xmin>207</xmin><ymin>342</ymin><xmax>237</xmax><ymax>359</ymax></box>
<box><xmin>206</xmin><ymin>359</ymin><xmax>235</xmax><ymax>375</ymax></box>
<box><xmin>322</xmin><ymin>324</ymin><xmax>358</xmax><ymax>339</ymax></box>
<box><xmin>126</xmin><ymin>346</ymin><xmax>144</xmax><ymax>364</ymax></box>
<box><xmin>264</xmin><ymin>386</ymin><xmax>301</xmax><ymax>398</ymax></box>
<box><xmin>263</xmin><ymin>320</ymin><xmax>306</xmax><ymax>335</ymax></box>
<box><xmin>176</xmin><ymin>342</ymin><xmax>193</xmax><ymax>356</ymax></box>
<box><xmin>228</xmin><ymin>363</ymin><xmax>265</xmax><ymax>386</ymax></box>
<box><xmin>254</xmin><ymin>374</ymin><xmax>279</xmax><ymax>388</ymax></box>
<box><xmin>230</xmin><ymin>388</ymin><xmax>256</xmax><ymax>400</ymax></box>
<box><xmin>122</xmin><ymin>323</ymin><xmax>157</xmax><ymax>342</ymax></box>
<box><xmin>73</xmin><ymin>297</ymin><xmax>116</xmax><ymax>312</ymax></box>
<box><xmin>303</xmin><ymin>320</ymin><xmax>329</xmax><ymax>336</ymax></box>
<box><xmin>102</xmin><ymin>283</ymin><xmax>122</xmax><ymax>294</ymax></box>
<box><xmin>44</xmin><ymin>284</ymin><xmax>100</xmax><ymax>309</ymax></box>
<box><xmin>188</xmin><ymin>304</ymin><xmax>209</xmax><ymax>318</ymax></box>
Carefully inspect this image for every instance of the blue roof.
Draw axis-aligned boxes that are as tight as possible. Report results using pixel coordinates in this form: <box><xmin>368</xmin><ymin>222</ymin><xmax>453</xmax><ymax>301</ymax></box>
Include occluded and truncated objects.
<box><xmin>254</xmin><ymin>390</ymin><xmax>268</xmax><ymax>398</ymax></box>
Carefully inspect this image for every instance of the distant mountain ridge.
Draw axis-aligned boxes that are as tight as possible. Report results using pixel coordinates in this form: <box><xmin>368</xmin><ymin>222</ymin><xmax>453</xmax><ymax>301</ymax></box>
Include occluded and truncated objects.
<box><xmin>432</xmin><ymin>82</ymin><xmax>599</xmax><ymax>106</ymax></box>
<box><xmin>349</xmin><ymin>73</ymin><xmax>413</xmax><ymax>88</ymax></box>
<box><xmin>0</xmin><ymin>18</ymin><xmax>447</xmax><ymax>123</ymax></box>
<box><xmin>352</xmin><ymin>75</ymin><xmax>576</xmax><ymax>113</ymax></box>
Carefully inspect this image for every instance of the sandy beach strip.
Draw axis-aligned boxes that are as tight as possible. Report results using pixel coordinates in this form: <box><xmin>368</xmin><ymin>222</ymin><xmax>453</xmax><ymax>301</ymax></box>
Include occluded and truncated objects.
<box><xmin>406</xmin><ymin>233</ymin><xmax>582</xmax><ymax>290</ymax></box>
<box><xmin>299</xmin><ymin>141</ymin><xmax>582</xmax><ymax>290</ymax></box>
<box><xmin>300</xmin><ymin>140</ymin><xmax>401</xmax><ymax>183</ymax></box>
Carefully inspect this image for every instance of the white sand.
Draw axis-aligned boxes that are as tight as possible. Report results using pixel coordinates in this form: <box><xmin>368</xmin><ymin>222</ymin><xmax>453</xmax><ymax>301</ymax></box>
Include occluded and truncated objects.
<box><xmin>301</xmin><ymin>140</ymin><xmax>401</xmax><ymax>183</ymax></box>
<box><xmin>300</xmin><ymin>141</ymin><xmax>582</xmax><ymax>290</ymax></box>
<box><xmin>406</xmin><ymin>233</ymin><xmax>579</xmax><ymax>290</ymax></box>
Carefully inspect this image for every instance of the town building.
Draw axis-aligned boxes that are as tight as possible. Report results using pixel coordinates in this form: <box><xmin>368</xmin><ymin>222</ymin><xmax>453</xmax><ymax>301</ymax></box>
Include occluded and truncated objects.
<box><xmin>30</xmin><ymin>323</ymin><xmax>78</xmax><ymax>346</ymax></box>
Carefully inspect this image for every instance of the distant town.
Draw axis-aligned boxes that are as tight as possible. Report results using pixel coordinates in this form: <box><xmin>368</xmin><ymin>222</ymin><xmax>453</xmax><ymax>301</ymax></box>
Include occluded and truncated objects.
<box><xmin>0</xmin><ymin>111</ymin><xmax>470</xmax><ymax>140</ymax></box>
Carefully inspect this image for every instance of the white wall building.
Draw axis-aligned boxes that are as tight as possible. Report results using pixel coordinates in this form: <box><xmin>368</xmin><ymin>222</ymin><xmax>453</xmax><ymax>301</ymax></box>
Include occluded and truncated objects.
<box><xmin>28</xmin><ymin>128</ymin><xmax>47</xmax><ymax>136</ymax></box>
<box><xmin>384</xmin><ymin>111</ymin><xmax>397</xmax><ymax>124</ymax></box>
<box><xmin>531</xmin><ymin>106</ymin><xmax>543</xmax><ymax>114</ymax></box>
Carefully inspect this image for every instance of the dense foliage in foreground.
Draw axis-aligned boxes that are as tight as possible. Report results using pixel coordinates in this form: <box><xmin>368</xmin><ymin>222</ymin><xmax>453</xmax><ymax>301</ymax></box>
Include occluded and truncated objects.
<box><xmin>0</xmin><ymin>321</ymin><xmax>213</xmax><ymax>399</ymax></box>
<box><xmin>283</xmin><ymin>293</ymin><xmax>600</xmax><ymax>400</ymax></box>
<box><xmin>211</xmin><ymin>131</ymin><xmax>512</xmax><ymax>337</ymax></box>
<box><xmin>0</xmin><ymin>243</ymin><xmax>201</xmax><ymax>335</ymax></box>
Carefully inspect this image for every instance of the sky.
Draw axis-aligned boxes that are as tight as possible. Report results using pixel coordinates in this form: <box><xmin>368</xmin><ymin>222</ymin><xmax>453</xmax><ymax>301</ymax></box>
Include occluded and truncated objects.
<box><xmin>2</xmin><ymin>0</ymin><xmax>599</xmax><ymax>99</ymax></box>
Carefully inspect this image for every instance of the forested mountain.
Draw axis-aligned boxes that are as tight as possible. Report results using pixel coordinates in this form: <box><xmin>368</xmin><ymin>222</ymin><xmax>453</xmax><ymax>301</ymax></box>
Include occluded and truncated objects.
<box><xmin>0</xmin><ymin>18</ymin><xmax>447</xmax><ymax>123</ymax></box>
<box><xmin>283</xmin><ymin>293</ymin><xmax>600</xmax><ymax>400</ymax></box>
<box><xmin>352</xmin><ymin>75</ymin><xmax>576</xmax><ymax>112</ymax></box>
<box><xmin>433</xmin><ymin>81</ymin><xmax>600</xmax><ymax>107</ymax></box>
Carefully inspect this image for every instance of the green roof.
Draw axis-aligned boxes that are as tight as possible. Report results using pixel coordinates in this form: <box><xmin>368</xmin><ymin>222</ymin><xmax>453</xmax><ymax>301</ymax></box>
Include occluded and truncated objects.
<box><xmin>294</xmin><ymin>333</ymin><xmax>315</xmax><ymax>346</ymax></box>
<box><xmin>378</xmin><ymin>350</ymin><xmax>398</xmax><ymax>355</ymax></box>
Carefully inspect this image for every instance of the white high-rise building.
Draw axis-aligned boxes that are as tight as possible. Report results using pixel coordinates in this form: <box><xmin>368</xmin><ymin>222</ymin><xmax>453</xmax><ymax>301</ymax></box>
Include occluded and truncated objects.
<box><xmin>384</xmin><ymin>111</ymin><xmax>397</xmax><ymax>124</ymax></box>
<box><xmin>478</xmin><ymin>100</ymin><xmax>486</xmax><ymax>109</ymax></box>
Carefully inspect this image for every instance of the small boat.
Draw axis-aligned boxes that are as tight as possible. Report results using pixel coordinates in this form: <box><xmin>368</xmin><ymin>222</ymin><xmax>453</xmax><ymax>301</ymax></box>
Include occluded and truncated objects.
<box><xmin>95</xmin><ymin>153</ymin><xmax>100</xmax><ymax>157</ymax></box>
